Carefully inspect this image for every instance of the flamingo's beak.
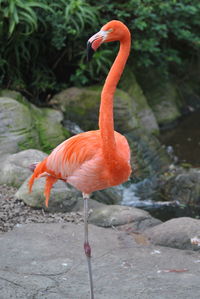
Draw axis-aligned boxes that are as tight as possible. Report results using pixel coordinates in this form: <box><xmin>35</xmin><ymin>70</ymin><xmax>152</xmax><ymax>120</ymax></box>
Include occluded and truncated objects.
<box><xmin>87</xmin><ymin>40</ymin><xmax>95</xmax><ymax>61</ymax></box>
<box><xmin>87</xmin><ymin>30</ymin><xmax>107</xmax><ymax>61</ymax></box>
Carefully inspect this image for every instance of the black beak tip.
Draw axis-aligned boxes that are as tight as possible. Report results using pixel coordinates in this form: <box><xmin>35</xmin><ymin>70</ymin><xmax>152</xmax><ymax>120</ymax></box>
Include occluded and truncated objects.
<box><xmin>87</xmin><ymin>41</ymin><xmax>94</xmax><ymax>62</ymax></box>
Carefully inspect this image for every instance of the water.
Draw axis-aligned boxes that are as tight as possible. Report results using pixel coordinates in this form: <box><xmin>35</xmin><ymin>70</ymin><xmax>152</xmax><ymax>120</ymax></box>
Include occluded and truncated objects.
<box><xmin>121</xmin><ymin>181</ymin><xmax>155</xmax><ymax>208</ymax></box>
<box><xmin>121</xmin><ymin>182</ymin><xmax>181</xmax><ymax>221</ymax></box>
<box><xmin>63</xmin><ymin>119</ymin><xmax>83</xmax><ymax>135</ymax></box>
<box><xmin>121</xmin><ymin>181</ymin><xmax>200</xmax><ymax>221</ymax></box>
<box><xmin>159</xmin><ymin>110</ymin><xmax>200</xmax><ymax>166</ymax></box>
<box><xmin>121</xmin><ymin>110</ymin><xmax>200</xmax><ymax>220</ymax></box>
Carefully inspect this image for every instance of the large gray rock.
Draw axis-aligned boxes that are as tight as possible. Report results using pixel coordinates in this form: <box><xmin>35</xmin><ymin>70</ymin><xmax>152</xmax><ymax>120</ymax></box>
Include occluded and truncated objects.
<box><xmin>0</xmin><ymin>149</ymin><xmax>47</xmax><ymax>187</ymax></box>
<box><xmin>0</xmin><ymin>91</ymin><xmax>68</xmax><ymax>155</ymax></box>
<box><xmin>31</xmin><ymin>105</ymin><xmax>69</xmax><ymax>153</ymax></box>
<box><xmin>88</xmin><ymin>204</ymin><xmax>161</xmax><ymax>229</ymax></box>
<box><xmin>50</xmin><ymin>86</ymin><xmax>139</xmax><ymax>133</ymax></box>
<box><xmin>144</xmin><ymin>217</ymin><xmax>200</xmax><ymax>250</ymax></box>
<box><xmin>160</xmin><ymin>168</ymin><xmax>200</xmax><ymax>206</ymax></box>
<box><xmin>120</xmin><ymin>68</ymin><xmax>159</xmax><ymax>135</ymax></box>
<box><xmin>0</xmin><ymin>97</ymin><xmax>38</xmax><ymax>155</ymax></box>
<box><xmin>126</xmin><ymin>130</ymin><xmax>172</xmax><ymax>179</ymax></box>
<box><xmin>137</xmin><ymin>71</ymin><xmax>182</xmax><ymax>127</ymax></box>
<box><xmin>1</xmin><ymin>222</ymin><xmax>200</xmax><ymax>299</ymax></box>
<box><xmin>15</xmin><ymin>176</ymin><xmax>81</xmax><ymax>213</ymax></box>
<box><xmin>72</xmin><ymin>197</ymin><xmax>105</xmax><ymax>212</ymax></box>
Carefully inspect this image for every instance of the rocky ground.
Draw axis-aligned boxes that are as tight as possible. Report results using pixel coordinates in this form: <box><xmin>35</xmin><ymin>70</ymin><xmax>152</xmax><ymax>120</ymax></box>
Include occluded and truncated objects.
<box><xmin>0</xmin><ymin>184</ymin><xmax>83</xmax><ymax>233</ymax></box>
<box><xmin>1</xmin><ymin>221</ymin><xmax>200</xmax><ymax>299</ymax></box>
<box><xmin>1</xmin><ymin>185</ymin><xmax>200</xmax><ymax>298</ymax></box>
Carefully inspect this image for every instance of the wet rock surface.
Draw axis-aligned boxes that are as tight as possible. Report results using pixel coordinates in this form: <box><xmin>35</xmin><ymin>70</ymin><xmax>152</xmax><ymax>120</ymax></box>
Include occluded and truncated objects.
<box><xmin>160</xmin><ymin>168</ymin><xmax>200</xmax><ymax>206</ymax></box>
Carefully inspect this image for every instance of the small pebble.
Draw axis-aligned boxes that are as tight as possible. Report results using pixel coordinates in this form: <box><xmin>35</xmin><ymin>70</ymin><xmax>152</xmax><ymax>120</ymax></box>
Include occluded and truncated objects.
<box><xmin>0</xmin><ymin>184</ymin><xmax>83</xmax><ymax>233</ymax></box>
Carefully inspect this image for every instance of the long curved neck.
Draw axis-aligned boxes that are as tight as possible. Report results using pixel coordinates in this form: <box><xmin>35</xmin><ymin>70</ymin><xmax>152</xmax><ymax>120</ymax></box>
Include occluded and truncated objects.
<box><xmin>99</xmin><ymin>36</ymin><xmax>131</xmax><ymax>160</ymax></box>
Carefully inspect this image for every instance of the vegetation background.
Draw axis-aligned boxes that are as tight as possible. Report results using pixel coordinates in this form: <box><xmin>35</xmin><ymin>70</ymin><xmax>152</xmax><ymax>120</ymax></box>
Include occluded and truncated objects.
<box><xmin>0</xmin><ymin>0</ymin><xmax>199</xmax><ymax>103</ymax></box>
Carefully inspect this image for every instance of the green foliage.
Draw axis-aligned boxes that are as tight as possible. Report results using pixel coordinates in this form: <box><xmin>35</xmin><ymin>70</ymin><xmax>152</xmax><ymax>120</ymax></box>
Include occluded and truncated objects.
<box><xmin>0</xmin><ymin>0</ymin><xmax>200</xmax><ymax>102</ymax></box>
<box><xmin>93</xmin><ymin>0</ymin><xmax>200</xmax><ymax>74</ymax></box>
<box><xmin>0</xmin><ymin>0</ymin><xmax>99</xmax><ymax>101</ymax></box>
<box><xmin>0</xmin><ymin>0</ymin><xmax>50</xmax><ymax>36</ymax></box>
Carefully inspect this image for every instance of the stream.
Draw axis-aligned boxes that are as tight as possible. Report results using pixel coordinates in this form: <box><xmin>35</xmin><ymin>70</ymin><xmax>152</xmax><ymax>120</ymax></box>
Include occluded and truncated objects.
<box><xmin>121</xmin><ymin>110</ymin><xmax>200</xmax><ymax>221</ymax></box>
<box><xmin>159</xmin><ymin>110</ymin><xmax>200</xmax><ymax>166</ymax></box>
<box><xmin>121</xmin><ymin>181</ymin><xmax>200</xmax><ymax>221</ymax></box>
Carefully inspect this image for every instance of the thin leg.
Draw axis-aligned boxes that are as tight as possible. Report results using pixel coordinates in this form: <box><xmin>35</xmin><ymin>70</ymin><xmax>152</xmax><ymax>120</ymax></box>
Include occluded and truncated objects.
<box><xmin>83</xmin><ymin>193</ymin><xmax>94</xmax><ymax>299</ymax></box>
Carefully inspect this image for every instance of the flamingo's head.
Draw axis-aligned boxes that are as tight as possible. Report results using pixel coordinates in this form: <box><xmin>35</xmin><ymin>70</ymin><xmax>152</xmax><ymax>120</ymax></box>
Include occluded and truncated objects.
<box><xmin>87</xmin><ymin>20</ymin><xmax>130</xmax><ymax>61</ymax></box>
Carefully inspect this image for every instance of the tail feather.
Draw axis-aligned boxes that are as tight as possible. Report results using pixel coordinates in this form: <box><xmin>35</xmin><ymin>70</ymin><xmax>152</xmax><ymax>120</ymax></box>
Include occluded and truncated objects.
<box><xmin>44</xmin><ymin>176</ymin><xmax>58</xmax><ymax>207</ymax></box>
<box><xmin>28</xmin><ymin>173</ymin><xmax>35</xmax><ymax>193</ymax></box>
<box><xmin>28</xmin><ymin>158</ymin><xmax>47</xmax><ymax>193</ymax></box>
<box><xmin>28</xmin><ymin>158</ymin><xmax>58</xmax><ymax>207</ymax></box>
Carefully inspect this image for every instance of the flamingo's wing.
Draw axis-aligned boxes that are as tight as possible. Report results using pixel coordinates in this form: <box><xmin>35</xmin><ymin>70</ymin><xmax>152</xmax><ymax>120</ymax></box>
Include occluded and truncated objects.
<box><xmin>28</xmin><ymin>131</ymin><xmax>102</xmax><ymax>204</ymax></box>
<box><xmin>46</xmin><ymin>131</ymin><xmax>102</xmax><ymax>179</ymax></box>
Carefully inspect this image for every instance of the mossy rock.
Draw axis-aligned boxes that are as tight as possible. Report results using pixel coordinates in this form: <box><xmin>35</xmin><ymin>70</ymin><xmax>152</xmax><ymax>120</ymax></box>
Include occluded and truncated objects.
<box><xmin>50</xmin><ymin>86</ymin><xmax>139</xmax><ymax>133</ymax></box>
<box><xmin>126</xmin><ymin>129</ymin><xmax>172</xmax><ymax>180</ymax></box>
<box><xmin>0</xmin><ymin>89</ymin><xmax>30</xmax><ymax>107</ymax></box>
<box><xmin>120</xmin><ymin>68</ymin><xmax>159</xmax><ymax>135</ymax></box>
<box><xmin>0</xmin><ymin>96</ymin><xmax>39</xmax><ymax>155</ymax></box>
<box><xmin>51</xmin><ymin>87</ymin><xmax>100</xmax><ymax>131</ymax></box>
<box><xmin>0</xmin><ymin>149</ymin><xmax>47</xmax><ymax>188</ymax></box>
<box><xmin>159</xmin><ymin>168</ymin><xmax>200</xmax><ymax>207</ymax></box>
<box><xmin>31</xmin><ymin>105</ymin><xmax>69</xmax><ymax>153</ymax></box>
<box><xmin>135</xmin><ymin>70</ymin><xmax>182</xmax><ymax>127</ymax></box>
<box><xmin>15</xmin><ymin>177</ymin><xmax>80</xmax><ymax>212</ymax></box>
<box><xmin>0</xmin><ymin>91</ymin><xmax>69</xmax><ymax>155</ymax></box>
<box><xmin>148</xmin><ymin>81</ymin><xmax>181</xmax><ymax>125</ymax></box>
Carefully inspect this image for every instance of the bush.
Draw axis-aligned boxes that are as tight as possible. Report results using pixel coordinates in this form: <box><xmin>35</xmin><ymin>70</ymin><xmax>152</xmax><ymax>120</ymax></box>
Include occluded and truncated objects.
<box><xmin>95</xmin><ymin>0</ymin><xmax>200</xmax><ymax>73</ymax></box>
<box><xmin>0</xmin><ymin>0</ymin><xmax>99</xmax><ymax>102</ymax></box>
<box><xmin>0</xmin><ymin>0</ymin><xmax>199</xmax><ymax>102</ymax></box>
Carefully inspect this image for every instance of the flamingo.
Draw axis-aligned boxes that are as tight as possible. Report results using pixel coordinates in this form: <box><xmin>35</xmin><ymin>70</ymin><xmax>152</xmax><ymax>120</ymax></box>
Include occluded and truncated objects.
<box><xmin>29</xmin><ymin>20</ymin><xmax>131</xmax><ymax>299</ymax></box>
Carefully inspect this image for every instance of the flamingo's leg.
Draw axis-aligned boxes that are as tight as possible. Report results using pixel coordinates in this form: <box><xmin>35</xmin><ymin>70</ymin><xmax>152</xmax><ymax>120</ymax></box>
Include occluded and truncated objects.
<box><xmin>83</xmin><ymin>193</ymin><xmax>94</xmax><ymax>299</ymax></box>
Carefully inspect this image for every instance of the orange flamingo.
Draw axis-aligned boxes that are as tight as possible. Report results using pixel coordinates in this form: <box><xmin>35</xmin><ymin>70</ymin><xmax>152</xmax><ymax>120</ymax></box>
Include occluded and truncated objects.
<box><xmin>29</xmin><ymin>20</ymin><xmax>131</xmax><ymax>299</ymax></box>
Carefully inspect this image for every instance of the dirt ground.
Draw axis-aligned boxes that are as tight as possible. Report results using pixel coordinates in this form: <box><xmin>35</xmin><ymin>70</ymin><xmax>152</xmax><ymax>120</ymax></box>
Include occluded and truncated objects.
<box><xmin>0</xmin><ymin>184</ymin><xmax>83</xmax><ymax>233</ymax></box>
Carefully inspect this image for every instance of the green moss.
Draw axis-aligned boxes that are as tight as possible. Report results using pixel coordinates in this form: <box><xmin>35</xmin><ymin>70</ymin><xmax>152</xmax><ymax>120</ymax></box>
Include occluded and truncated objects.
<box><xmin>0</xmin><ymin>91</ymin><xmax>70</xmax><ymax>154</ymax></box>
<box><xmin>51</xmin><ymin>86</ymin><xmax>140</xmax><ymax>134</ymax></box>
<box><xmin>64</xmin><ymin>88</ymin><xmax>100</xmax><ymax>131</ymax></box>
<box><xmin>18</xmin><ymin>135</ymin><xmax>40</xmax><ymax>151</ymax></box>
<box><xmin>120</xmin><ymin>68</ymin><xmax>150</xmax><ymax>112</ymax></box>
<box><xmin>0</xmin><ymin>89</ymin><xmax>31</xmax><ymax>108</ymax></box>
<box><xmin>32</xmin><ymin>106</ymin><xmax>69</xmax><ymax>153</ymax></box>
<box><xmin>135</xmin><ymin>70</ymin><xmax>182</xmax><ymax>125</ymax></box>
<box><xmin>0</xmin><ymin>96</ymin><xmax>40</xmax><ymax>153</ymax></box>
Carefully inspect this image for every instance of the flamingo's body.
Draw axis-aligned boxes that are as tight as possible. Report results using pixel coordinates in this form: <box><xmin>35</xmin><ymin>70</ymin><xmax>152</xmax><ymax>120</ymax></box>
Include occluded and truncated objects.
<box><xmin>28</xmin><ymin>20</ymin><xmax>132</xmax><ymax>299</ymax></box>
<box><xmin>29</xmin><ymin>130</ymin><xmax>131</xmax><ymax>206</ymax></box>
